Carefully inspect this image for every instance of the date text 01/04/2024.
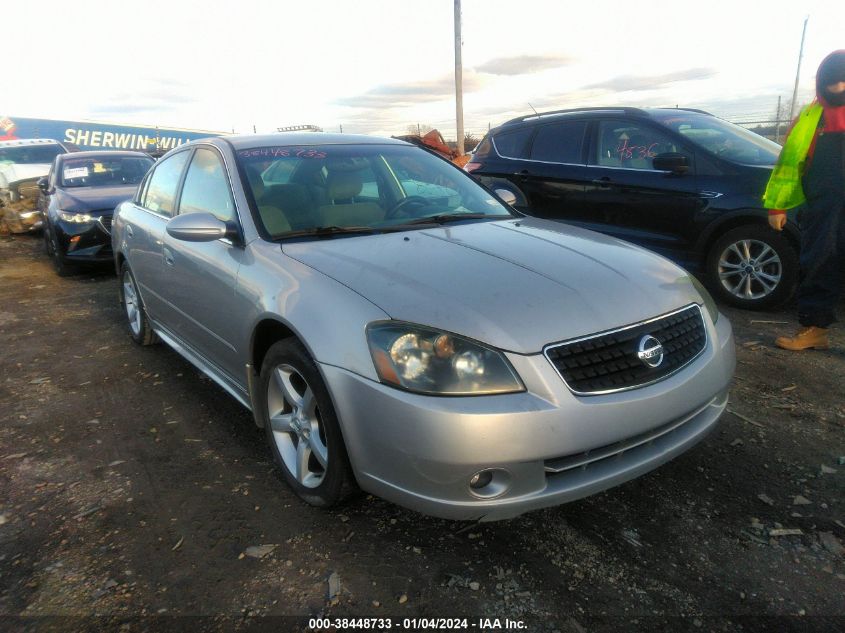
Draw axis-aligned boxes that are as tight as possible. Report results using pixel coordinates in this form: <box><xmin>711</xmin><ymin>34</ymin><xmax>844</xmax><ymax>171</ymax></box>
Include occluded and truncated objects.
<box><xmin>308</xmin><ymin>618</ymin><xmax>528</xmax><ymax>630</ymax></box>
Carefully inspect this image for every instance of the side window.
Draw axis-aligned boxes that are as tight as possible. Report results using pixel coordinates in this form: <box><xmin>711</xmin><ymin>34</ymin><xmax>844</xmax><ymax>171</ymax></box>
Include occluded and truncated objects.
<box><xmin>594</xmin><ymin>120</ymin><xmax>691</xmax><ymax>170</ymax></box>
<box><xmin>492</xmin><ymin>127</ymin><xmax>533</xmax><ymax>159</ymax></box>
<box><xmin>144</xmin><ymin>151</ymin><xmax>190</xmax><ymax>217</ymax></box>
<box><xmin>48</xmin><ymin>159</ymin><xmax>59</xmax><ymax>189</ymax></box>
<box><xmin>137</xmin><ymin>172</ymin><xmax>151</xmax><ymax>205</ymax></box>
<box><xmin>529</xmin><ymin>121</ymin><xmax>587</xmax><ymax>163</ymax></box>
<box><xmin>178</xmin><ymin>148</ymin><xmax>235</xmax><ymax>222</ymax></box>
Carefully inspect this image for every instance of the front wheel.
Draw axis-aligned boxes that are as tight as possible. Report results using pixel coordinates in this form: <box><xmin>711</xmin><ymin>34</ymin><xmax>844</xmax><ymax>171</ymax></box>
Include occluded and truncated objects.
<box><xmin>257</xmin><ymin>339</ymin><xmax>355</xmax><ymax>507</ymax></box>
<box><xmin>705</xmin><ymin>225</ymin><xmax>798</xmax><ymax>310</ymax></box>
<box><xmin>45</xmin><ymin>226</ymin><xmax>73</xmax><ymax>277</ymax></box>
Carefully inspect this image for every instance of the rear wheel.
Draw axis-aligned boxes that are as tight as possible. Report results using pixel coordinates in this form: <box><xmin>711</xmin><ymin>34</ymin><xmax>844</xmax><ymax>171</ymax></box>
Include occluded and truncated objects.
<box><xmin>119</xmin><ymin>262</ymin><xmax>158</xmax><ymax>345</ymax></box>
<box><xmin>257</xmin><ymin>339</ymin><xmax>355</xmax><ymax>507</ymax></box>
<box><xmin>705</xmin><ymin>225</ymin><xmax>798</xmax><ymax>310</ymax></box>
<box><xmin>482</xmin><ymin>178</ymin><xmax>529</xmax><ymax>209</ymax></box>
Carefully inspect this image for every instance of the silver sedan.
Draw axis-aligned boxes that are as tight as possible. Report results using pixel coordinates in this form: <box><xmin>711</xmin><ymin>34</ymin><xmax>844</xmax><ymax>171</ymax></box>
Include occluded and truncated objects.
<box><xmin>112</xmin><ymin>133</ymin><xmax>735</xmax><ymax>521</ymax></box>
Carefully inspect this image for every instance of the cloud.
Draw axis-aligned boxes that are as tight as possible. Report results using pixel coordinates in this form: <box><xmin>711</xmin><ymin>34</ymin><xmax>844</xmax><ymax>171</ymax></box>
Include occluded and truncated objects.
<box><xmin>587</xmin><ymin>67</ymin><xmax>717</xmax><ymax>92</ymax></box>
<box><xmin>86</xmin><ymin>78</ymin><xmax>199</xmax><ymax>117</ymax></box>
<box><xmin>475</xmin><ymin>54</ymin><xmax>572</xmax><ymax>76</ymax></box>
<box><xmin>335</xmin><ymin>72</ymin><xmax>485</xmax><ymax>108</ymax></box>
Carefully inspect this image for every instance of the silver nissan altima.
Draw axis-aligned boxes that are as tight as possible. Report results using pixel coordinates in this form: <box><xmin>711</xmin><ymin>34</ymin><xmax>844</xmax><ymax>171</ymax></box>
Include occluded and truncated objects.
<box><xmin>112</xmin><ymin>133</ymin><xmax>735</xmax><ymax>521</ymax></box>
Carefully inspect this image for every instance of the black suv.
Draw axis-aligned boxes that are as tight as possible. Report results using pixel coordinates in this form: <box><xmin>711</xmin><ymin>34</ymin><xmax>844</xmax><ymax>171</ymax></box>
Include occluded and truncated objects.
<box><xmin>466</xmin><ymin>107</ymin><xmax>796</xmax><ymax>310</ymax></box>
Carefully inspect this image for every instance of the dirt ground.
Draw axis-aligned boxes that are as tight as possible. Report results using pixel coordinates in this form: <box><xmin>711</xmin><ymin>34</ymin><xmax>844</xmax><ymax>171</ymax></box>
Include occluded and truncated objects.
<box><xmin>0</xmin><ymin>234</ymin><xmax>843</xmax><ymax>633</ymax></box>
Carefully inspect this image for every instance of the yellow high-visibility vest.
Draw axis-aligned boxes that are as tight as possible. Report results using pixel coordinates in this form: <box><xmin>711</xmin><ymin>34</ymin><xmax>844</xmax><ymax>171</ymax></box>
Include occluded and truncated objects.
<box><xmin>762</xmin><ymin>103</ymin><xmax>823</xmax><ymax>210</ymax></box>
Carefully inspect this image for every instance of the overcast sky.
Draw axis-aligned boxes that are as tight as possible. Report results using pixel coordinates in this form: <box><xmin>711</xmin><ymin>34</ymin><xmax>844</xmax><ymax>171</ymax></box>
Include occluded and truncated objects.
<box><xmin>4</xmin><ymin>0</ymin><xmax>843</xmax><ymax>138</ymax></box>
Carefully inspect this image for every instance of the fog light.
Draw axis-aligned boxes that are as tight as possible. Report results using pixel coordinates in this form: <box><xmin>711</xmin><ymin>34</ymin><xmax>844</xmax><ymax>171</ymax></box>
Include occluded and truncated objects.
<box><xmin>470</xmin><ymin>471</ymin><xmax>493</xmax><ymax>489</ymax></box>
<box><xmin>467</xmin><ymin>468</ymin><xmax>511</xmax><ymax>499</ymax></box>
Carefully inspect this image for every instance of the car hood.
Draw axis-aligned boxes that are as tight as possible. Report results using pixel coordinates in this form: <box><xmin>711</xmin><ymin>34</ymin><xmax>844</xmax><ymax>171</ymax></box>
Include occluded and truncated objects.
<box><xmin>56</xmin><ymin>185</ymin><xmax>138</xmax><ymax>213</ymax></box>
<box><xmin>0</xmin><ymin>163</ymin><xmax>50</xmax><ymax>188</ymax></box>
<box><xmin>282</xmin><ymin>218</ymin><xmax>704</xmax><ymax>354</ymax></box>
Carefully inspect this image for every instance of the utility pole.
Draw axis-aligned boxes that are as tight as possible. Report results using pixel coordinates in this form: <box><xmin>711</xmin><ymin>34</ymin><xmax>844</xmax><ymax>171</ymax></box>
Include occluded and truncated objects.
<box><xmin>789</xmin><ymin>16</ymin><xmax>809</xmax><ymax>122</ymax></box>
<box><xmin>454</xmin><ymin>0</ymin><xmax>464</xmax><ymax>155</ymax></box>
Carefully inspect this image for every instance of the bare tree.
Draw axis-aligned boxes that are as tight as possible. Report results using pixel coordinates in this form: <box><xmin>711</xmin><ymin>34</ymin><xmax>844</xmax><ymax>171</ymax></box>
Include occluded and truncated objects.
<box><xmin>406</xmin><ymin>124</ymin><xmax>434</xmax><ymax>137</ymax></box>
<box><xmin>464</xmin><ymin>134</ymin><xmax>480</xmax><ymax>150</ymax></box>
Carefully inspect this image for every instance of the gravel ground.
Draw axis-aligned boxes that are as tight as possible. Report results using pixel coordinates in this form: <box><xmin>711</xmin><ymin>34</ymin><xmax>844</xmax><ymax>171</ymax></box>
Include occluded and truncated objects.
<box><xmin>0</xmin><ymin>234</ymin><xmax>843</xmax><ymax>633</ymax></box>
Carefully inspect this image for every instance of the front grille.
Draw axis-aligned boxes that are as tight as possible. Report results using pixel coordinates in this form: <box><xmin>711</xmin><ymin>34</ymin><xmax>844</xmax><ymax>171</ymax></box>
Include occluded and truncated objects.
<box><xmin>98</xmin><ymin>215</ymin><xmax>113</xmax><ymax>234</ymax></box>
<box><xmin>544</xmin><ymin>305</ymin><xmax>706</xmax><ymax>395</ymax></box>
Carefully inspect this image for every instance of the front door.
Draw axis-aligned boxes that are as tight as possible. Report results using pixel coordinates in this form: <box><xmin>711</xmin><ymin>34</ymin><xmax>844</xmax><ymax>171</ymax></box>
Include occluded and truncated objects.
<box><xmin>580</xmin><ymin>119</ymin><xmax>705</xmax><ymax>261</ymax></box>
<box><xmin>158</xmin><ymin>147</ymin><xmax>246</xmax><ymax>382</ymax></box>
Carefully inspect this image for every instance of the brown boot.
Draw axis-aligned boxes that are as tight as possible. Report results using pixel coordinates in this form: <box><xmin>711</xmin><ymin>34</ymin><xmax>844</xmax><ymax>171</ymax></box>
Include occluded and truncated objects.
<box><xmin>775</xmin><ymin>326</ymin><xmax>830</xmax><ymax>351</ymax></box>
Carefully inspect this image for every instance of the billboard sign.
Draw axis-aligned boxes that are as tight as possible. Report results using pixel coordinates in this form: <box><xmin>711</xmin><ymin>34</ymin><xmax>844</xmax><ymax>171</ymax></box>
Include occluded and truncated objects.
<box><xmin>0</xmin><ymin>115</ymin><xmax>224</xmax><ymax>152</ymax></box>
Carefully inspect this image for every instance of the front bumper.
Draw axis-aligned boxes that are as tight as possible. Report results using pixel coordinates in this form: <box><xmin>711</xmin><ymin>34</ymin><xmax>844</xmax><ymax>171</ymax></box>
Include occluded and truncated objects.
<box><xmin>55</xmin><ymin>217</ymin><xmax>114</xmax><ymax>262</ymax></box>
<box><xmin>323</xmin><ymin>312</ymin><xmax>735</xmax><ymax>521</ymax></box>
<box><xmin>1</xmin><ymin>201</ymin><xmax>42</xmax><ymax>233</ymax></box>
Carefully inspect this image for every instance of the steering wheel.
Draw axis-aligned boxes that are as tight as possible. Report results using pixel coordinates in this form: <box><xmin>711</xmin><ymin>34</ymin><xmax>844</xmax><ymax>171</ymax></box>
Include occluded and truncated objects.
<box><xmin>385</xmin><ymin>195</ymin><xmax>431</xmax><ymax>219</ymax></box>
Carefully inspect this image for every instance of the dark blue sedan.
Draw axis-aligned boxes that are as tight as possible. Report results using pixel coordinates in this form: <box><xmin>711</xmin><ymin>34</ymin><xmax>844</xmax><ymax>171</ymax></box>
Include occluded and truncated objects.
<box><xmin>38</xmin><ymin>151</ymin><xmax>153</xmax><ymax>275</ymax></box>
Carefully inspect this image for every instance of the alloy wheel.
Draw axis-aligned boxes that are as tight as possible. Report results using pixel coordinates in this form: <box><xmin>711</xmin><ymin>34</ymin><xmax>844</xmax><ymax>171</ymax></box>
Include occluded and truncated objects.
<box><xmin>266</xmin><ymin>364</ymin><xmax>328</xmax><ymax>489</ymax></box>
<box><xmin>122</xmin><ymin>270</ymin><xmax>142</xmax><ymax>337</ymax></box>
<box><xmin>717</xmin><ymin>239</ymin><xmax>782</xmax><ymax>300</ymax></box>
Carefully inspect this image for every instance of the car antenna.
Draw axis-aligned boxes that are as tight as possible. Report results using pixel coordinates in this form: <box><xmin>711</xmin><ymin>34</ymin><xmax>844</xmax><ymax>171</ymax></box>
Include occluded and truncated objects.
<box><xmin>528</xmin><ymin>102</ymin><xmax>539</xmax><ymax>116</ymax></box>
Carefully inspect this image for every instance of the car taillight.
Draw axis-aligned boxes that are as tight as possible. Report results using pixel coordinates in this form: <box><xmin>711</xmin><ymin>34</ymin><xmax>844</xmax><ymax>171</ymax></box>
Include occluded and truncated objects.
<box><xmin>464</xmin><ymin>161</ymin><xmax>481</xmax><ymax>173</ymax></box>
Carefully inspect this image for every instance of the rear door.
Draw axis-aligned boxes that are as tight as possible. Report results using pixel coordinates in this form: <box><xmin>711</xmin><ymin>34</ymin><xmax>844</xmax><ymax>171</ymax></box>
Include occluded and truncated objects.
<box><xmin>124</xmin><ymin>149</ymin><xmax>191</xmax><ymax>322</ymax></box>
<box><xmin>516</xmin><ymin>119</ymin><xmax>592</xmax><ymax>219</ymax></box>
<box><xmin>579</xmin><ymin>119</ymin><xmax>704</xmax><ymax>259</ymax></box>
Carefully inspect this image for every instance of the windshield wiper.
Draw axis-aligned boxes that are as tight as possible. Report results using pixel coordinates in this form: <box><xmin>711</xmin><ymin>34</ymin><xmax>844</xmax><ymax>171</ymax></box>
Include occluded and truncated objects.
<box><xmin>402</xmin><ymin>213</ymin><xmax>508</xmax><ymax>226</ymax></box>
<box><xmin>277</xmin><ymin>225</ymin><xmax>380</xmax><ymax>239</ymax></box>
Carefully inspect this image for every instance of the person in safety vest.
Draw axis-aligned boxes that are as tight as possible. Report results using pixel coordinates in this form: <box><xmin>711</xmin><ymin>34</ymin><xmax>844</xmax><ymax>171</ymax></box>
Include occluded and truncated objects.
<box><xmin>765</xmin><ymin>50</ymin><xmax>845</xmax><ymax>350</ymax></box>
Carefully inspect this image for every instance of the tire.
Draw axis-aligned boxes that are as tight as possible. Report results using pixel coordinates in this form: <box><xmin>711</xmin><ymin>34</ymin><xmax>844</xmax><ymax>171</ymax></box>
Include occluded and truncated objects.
<box><xmin>484</xmin><ymin>178</ymin><xmax>529</xmax><ymax>209</ymax></box>
<box><xmin>705</xmin><ymin>224</ymin><xmax>798</xmax><ymax>310</ymax></box>
<box><xmin>45</xmin><ymin>226</ymin><xmax>73</xmax><ymax>277</ymax></box>
<box><xmin>119</xmin><ymin>262</ymin><xmax>158</xmax><ymax>345</ymax></box>
<box><xmin>256</xmin><ymin>338</ymin><xmax>356</xmax><ymax>507</ymax></box>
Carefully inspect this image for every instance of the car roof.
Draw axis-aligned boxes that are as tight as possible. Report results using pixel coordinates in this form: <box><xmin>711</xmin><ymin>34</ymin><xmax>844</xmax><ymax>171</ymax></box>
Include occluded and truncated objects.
<box><xmin>221</xmin><ymin>132</ymin><xmax>410</xmax><ymax>150</ymax></box>
<box><xmin>495</xmin><ymin>107</ymin><xmax>713</xmax><ymax>131</ymax></box>
<box><xmin>0</xmin><ymin>138</ymin><xmax>64</xmax><ymax>147</ymax></box>
<box><xmin>58</xmin><ymin>150</ymin><xmax>151</xmax><ymax>160</ymax></box>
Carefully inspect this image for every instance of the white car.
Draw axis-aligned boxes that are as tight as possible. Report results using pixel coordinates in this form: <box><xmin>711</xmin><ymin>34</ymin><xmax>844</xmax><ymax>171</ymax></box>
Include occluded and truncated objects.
<box><xmin>0</xmin><ymin>138</ymin><xmax>70</xmax><ymax>232</ymax></box>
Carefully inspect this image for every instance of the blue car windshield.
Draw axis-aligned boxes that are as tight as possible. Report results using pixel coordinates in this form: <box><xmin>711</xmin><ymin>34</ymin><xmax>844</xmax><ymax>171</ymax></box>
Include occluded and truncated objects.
<box><xmin>235</xmin><ymin>144</ymin><xmax>513</xmax><ymax>239</ymax></box>
<box><xmin>61</xmin><ymin>156</ymin><xmax>153</xmax><ymax>188</ymax></box>
<box><xmin>650</xmin><ymin>111</ymin><xmax>781</xmax><ymax>166</ymax></box>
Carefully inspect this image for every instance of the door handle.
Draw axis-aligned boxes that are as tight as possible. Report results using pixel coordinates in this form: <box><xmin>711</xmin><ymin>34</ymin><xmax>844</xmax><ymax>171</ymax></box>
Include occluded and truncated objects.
<box><xmin>591</xmin><ymin>177</ymin><xmax>613</xmax><ymax>188</ymax></box>
<box><xmin>163</xmin><ymin>247</ymin><xmax>175</xmax><ymax>267</ymax></box>
<box><xmin>126</xmin><ymin>225</ymin><xmax>134</xmax><ymax>237</ymax></box>
<box><xmin>513</xmin><ymin>170</ymin><xmax>531</xmax><ymax>180</ymax></box>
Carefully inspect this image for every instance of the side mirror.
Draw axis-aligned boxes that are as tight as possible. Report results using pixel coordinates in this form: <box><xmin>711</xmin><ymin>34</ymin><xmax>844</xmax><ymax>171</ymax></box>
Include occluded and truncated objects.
<box><xmin>494</xmin><ymin>188</ymin><xmax>518</xmax><ymax>206</ymax></box>
<box><xmin>166</xmin><ymin>212</ymin><xmax>231</xmax><ymax>242</ymax></box>
<box><xmin>652</xmin><ymin>152</ymin><xmax>689</xmax><ymax>175</ymax></box>
<box><xmin>37</xmin><ymin>176</ymin><xmax>49</xmax><ymax>193</ymax></box>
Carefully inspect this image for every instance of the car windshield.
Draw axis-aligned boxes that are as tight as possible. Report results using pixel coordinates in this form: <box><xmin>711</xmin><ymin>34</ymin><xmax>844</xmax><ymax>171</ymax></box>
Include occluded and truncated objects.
<box><xmin>235</xmin><ymin>144</ymin><xmax>513</xmax><ymax>239</ymax></box>
<box><xmin>650</xmin><ymin>111</ymin><xmax>781</xmax><ymax>166</ymax></box>
<box><xmin>0</xmin><ymin>144</ymin><xmax>66</xmax><ymax>165</ymax></box>
<box><xmin>60</xmin><ymin>156</ymin><xmax>153</xmax><ymax>188</ymax></box>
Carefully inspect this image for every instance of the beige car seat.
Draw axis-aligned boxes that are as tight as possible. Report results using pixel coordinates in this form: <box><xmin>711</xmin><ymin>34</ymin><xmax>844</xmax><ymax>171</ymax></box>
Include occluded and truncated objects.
<box><xmin>317</xmin><ymin>170</ymin><xmax>384</xmax><ymax>227</ymax></box>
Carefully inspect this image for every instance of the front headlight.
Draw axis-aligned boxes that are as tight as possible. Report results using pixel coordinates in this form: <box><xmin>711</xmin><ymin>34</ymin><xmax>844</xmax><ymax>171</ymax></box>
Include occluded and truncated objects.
<box><xmin>58</xmin><ymin>211</ymin><xmax>95</xmax><ymax>224</ymax></box>
<box><xmin>690</xmin><ymin>276</ymin><xmax>719</xmax><ymax>324</ymax></box>
<box><xmin>367</xmin><ymin>322</ymin><xmax>524</xmax><ymax>395</ymax></box>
